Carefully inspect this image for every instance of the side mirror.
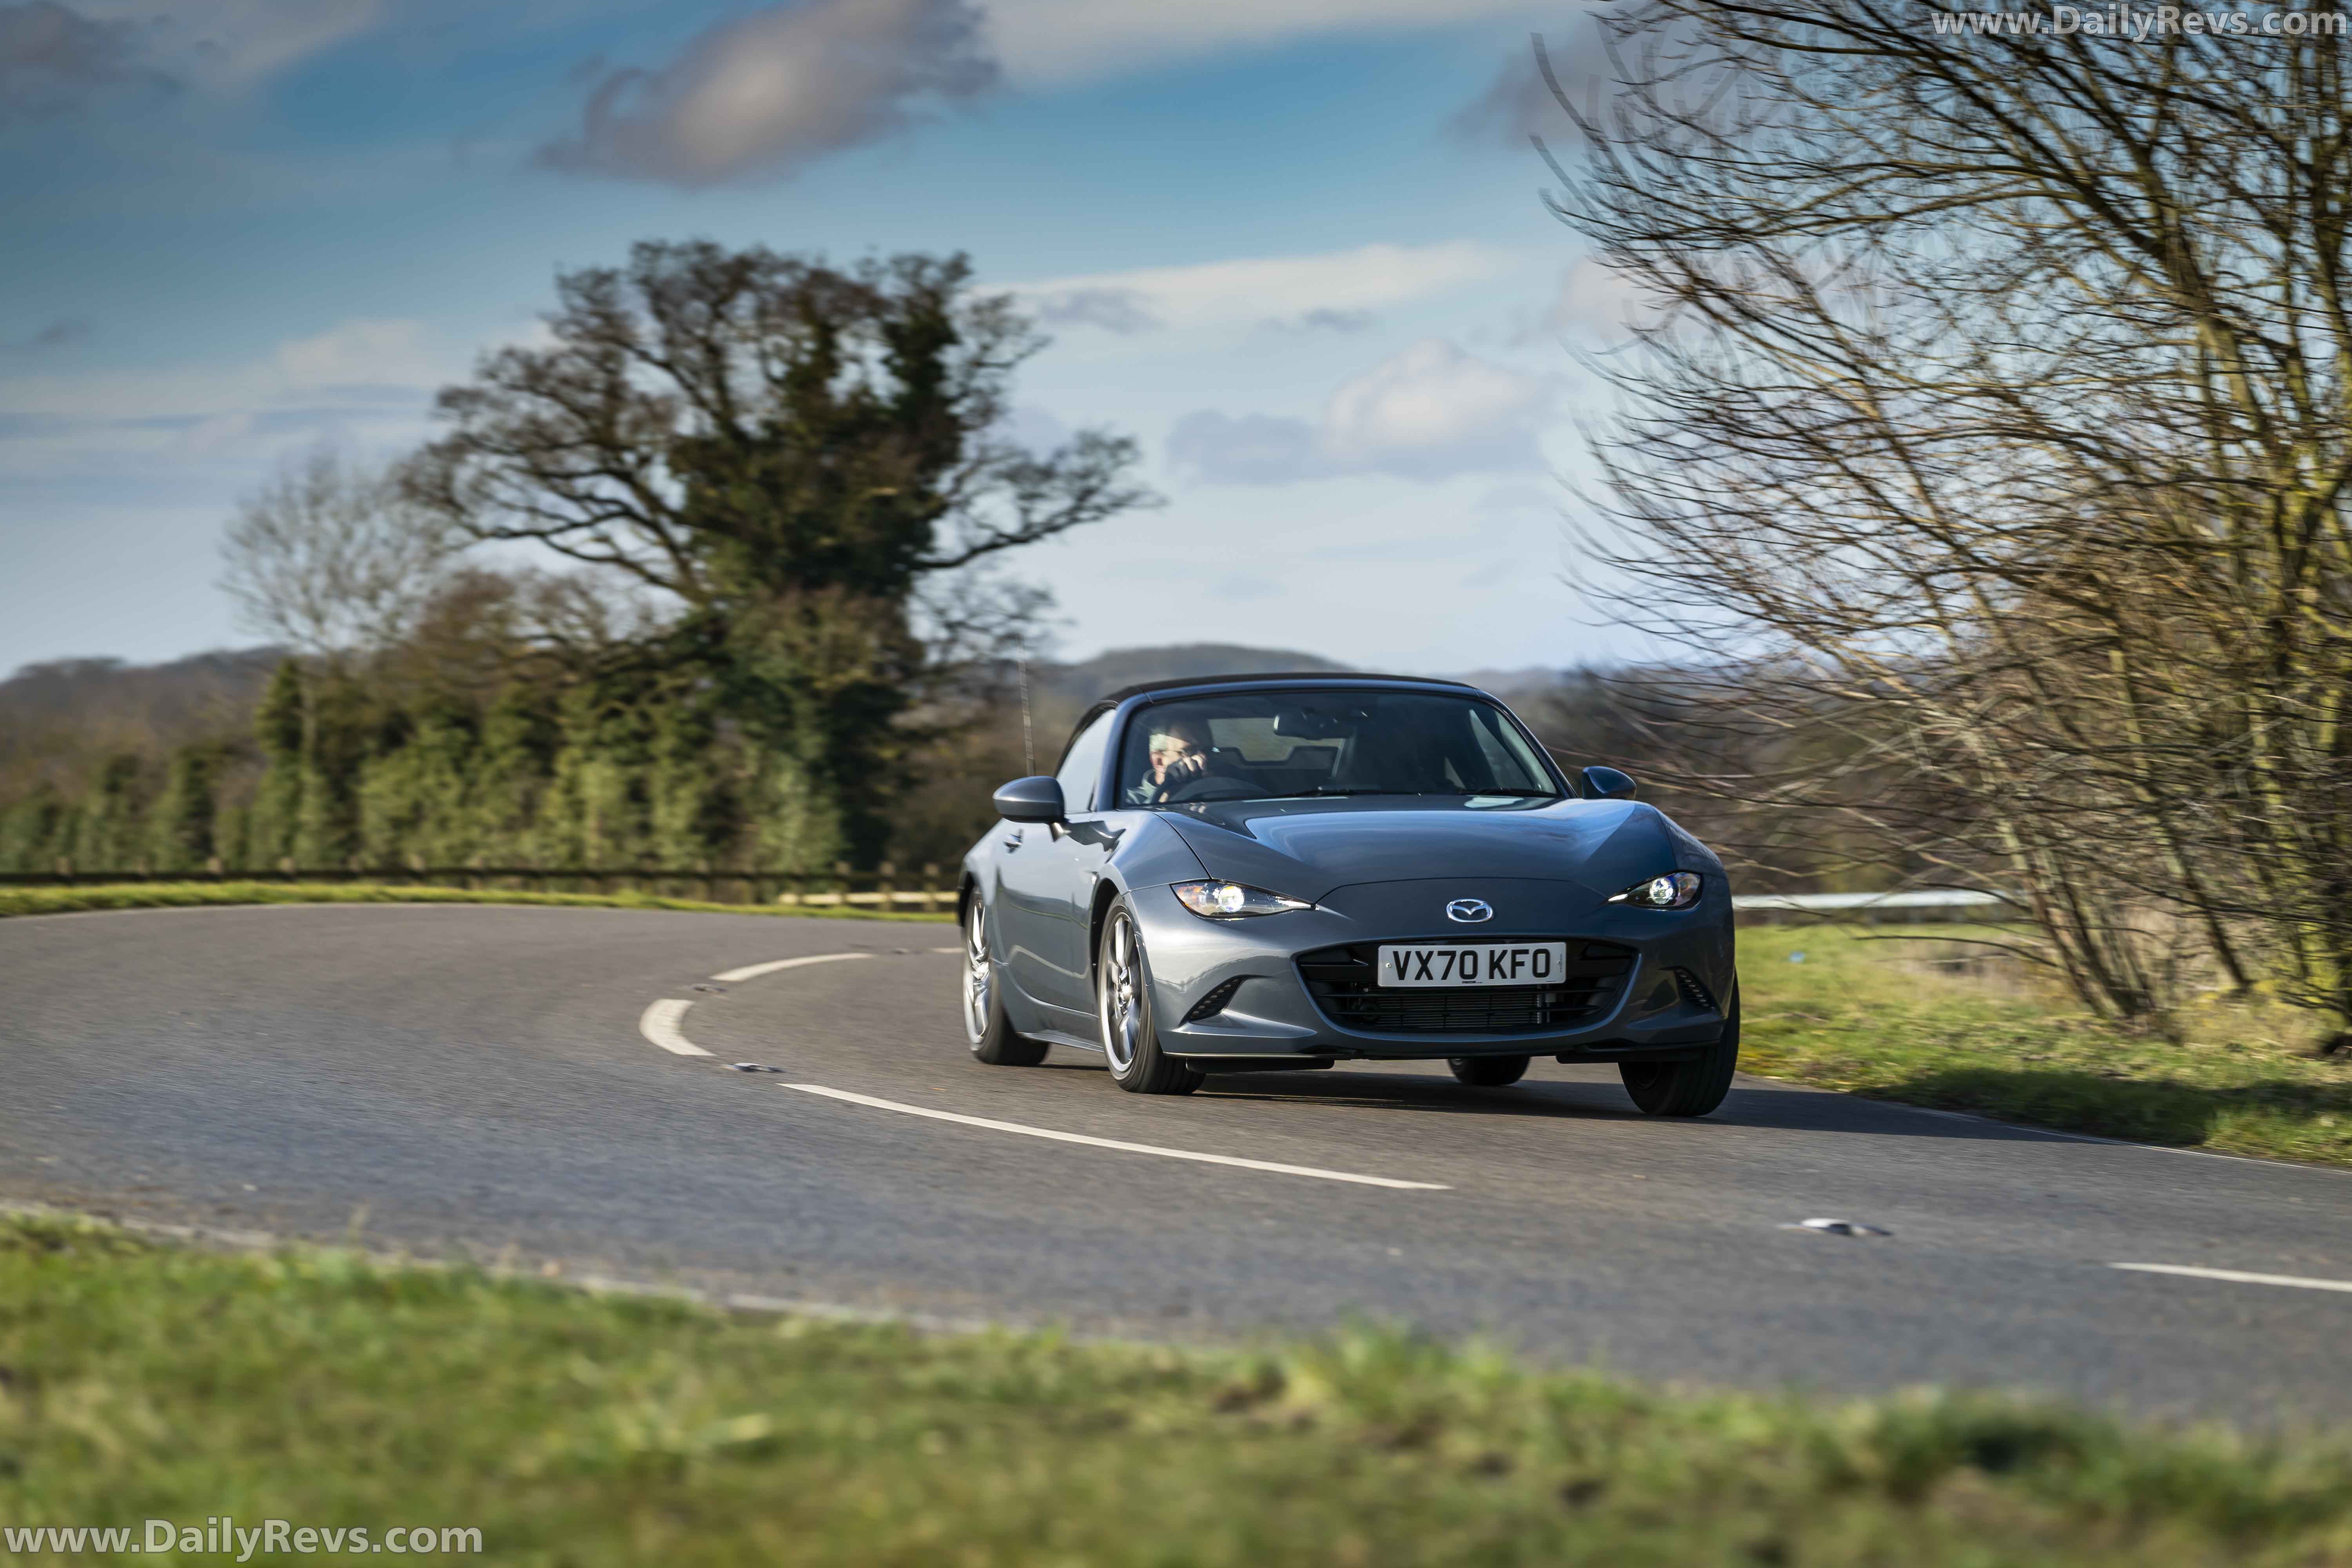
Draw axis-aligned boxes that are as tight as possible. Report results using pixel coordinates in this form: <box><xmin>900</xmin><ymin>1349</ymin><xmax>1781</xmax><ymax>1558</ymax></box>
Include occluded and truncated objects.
<box><xmin>993</xmin><ymin>775</ymin><xmax>1066</xmax><ymax>824</ymax></box>
<box><xmin>1579</xmin><ymin>765</ymin><xmax>1637</xmax><ymax>801</ymax></box>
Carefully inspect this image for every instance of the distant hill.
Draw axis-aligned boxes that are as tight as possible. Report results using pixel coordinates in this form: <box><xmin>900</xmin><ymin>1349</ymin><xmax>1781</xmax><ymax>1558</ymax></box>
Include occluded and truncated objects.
<box><xmin>1038</xmin><ymin>643</ymin><xmax>1353</xmax><ymax>705</ymax></box>
<box><xmin>0</xmin><ymin>647</ymin><xmax>286</xmax><ymax>797</ymax></box>
<box><xmin>1006</xmin><ymin>644</ymin><xmax>1354</xmax><ymax>750</ymax></box>
<box><xmin>1446</xmin><ymin>666</ymin><xmax>1574</xmax><ymax>703</ymax></box>
<box><xmin>0</xmin><ymin>648</ymin><xmax>284</xmax><ymax>728</ymax></box>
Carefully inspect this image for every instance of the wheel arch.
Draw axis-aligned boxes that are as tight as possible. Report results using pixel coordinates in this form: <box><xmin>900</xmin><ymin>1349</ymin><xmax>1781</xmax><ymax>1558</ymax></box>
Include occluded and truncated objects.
<box><xmin>1087</xmin><ymin>877</ymin><xmax>1125</xmax><ymax>993</ymax></box>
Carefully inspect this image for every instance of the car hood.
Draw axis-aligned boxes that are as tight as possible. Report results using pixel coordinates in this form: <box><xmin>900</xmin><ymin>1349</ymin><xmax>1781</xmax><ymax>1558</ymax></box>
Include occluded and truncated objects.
<box><xmin>1156</xmin><ymin>795</ymin><xmax>1708</xmax><ymax>903</ymax></box>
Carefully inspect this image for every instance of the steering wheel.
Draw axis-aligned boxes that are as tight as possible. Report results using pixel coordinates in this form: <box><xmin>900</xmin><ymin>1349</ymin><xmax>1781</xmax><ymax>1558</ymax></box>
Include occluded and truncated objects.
<box><xmin>1157</xmin><ymin>773</ymin><xmax>1258</xmax><ymax>804</ymax></box>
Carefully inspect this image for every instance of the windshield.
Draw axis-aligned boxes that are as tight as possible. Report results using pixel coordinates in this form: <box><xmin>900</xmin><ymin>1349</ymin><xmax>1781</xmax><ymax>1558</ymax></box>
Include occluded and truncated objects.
<box><xmin>1113</xmin><ymin>690</ymin><xmax>1561</xmax><ymax>808</ymax></box>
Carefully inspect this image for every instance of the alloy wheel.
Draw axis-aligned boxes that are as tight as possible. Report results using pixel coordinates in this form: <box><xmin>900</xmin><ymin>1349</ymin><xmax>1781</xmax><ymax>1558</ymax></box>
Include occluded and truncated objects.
<box><xmin>1100</xmin><ymin>913</ymin><xmax>1142</xmax><ymax>1073</ymax></box>
<box><xmin>962</xmin><ymin>906</ymin><xmax>992</xmax><ymax>1046</ymax></box>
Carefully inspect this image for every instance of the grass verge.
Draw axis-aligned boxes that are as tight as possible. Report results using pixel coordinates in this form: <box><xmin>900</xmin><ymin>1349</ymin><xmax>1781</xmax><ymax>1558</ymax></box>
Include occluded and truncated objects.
<box><xmin>3</xmin><ymin>1214</ymin><xmax>2349</xmax><ymax>1566</ymax></box>
<box><xmin>0</xmin><ymin>881</ymin><xmax>952</xmax><ymax>924</ymax></box>
<box><xmin>1739</xmin><ymin>924</ymin><xmax>2352</xmax><ymax>1168</ymax></box>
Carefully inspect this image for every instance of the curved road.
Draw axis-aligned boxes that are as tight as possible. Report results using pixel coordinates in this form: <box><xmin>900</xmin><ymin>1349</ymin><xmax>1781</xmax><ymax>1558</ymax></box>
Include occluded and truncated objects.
<box><xmin>5</xmin><ymin>902</ymin><xmax>2349</xmax><ymax>1426</ymax></box>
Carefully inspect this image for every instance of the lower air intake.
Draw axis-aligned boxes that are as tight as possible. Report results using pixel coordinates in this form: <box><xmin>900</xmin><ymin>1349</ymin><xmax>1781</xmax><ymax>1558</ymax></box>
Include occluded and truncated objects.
<box><xmin>1295</xmin><ymin>940</ymin><xmax>1635</xmax><ymax>1035</ymax></box>
<box><xmin>1670</xmin><ymin>967</ymin><xmax>1719</xmax><ymax>1013</ymax></box>
<box><xmin>1182</xmin><ymin>977</ymin><xmax>1246</xmax><ymax>1024</ymax></box>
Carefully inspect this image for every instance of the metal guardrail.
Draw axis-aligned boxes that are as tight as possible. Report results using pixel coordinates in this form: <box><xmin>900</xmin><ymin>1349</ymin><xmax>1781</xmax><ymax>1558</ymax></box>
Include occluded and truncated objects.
<box><xmin>1732</xmin><ymin>891</ymin><xmax>2011</xmax><ymax>923</ymax></box>
<box><xmin>0</xmin><ymin>863</ymin><xmax>961</xmax><ymax>911</ymax></box>
<box><xmin>6</xmin><ymin>865</ymin><xmax>2013</xmax><ymax>922</ymax></box>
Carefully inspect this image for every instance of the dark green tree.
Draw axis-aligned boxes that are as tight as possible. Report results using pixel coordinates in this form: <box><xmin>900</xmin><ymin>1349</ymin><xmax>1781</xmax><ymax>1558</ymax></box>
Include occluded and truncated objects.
<box><xmin>149</xmin><ymin>742</ymin><xmax>223</xmax><ymax>871</ymax></box>
<box><xmin>293</xmin><ymin>671</ymin><xmax>374</xmax><ymax>867</ymax></box>
<box><xmin>72</xmin><ymin>755</ymin><xmax>152</xmax><ymax>869</ymax></box>
<box><xmin>0</xmin><ymin>785</ymin><xmax>67</xmax><ymax>872</ymax></box>
<box><xmin>403</xmin><ymin>243</ymin><xmax>1153</xmax><ymax>867</ymax></box>
<box><xmin>248</xmin><ymin>659</ymin><xmax>308</xmax><ymax>867</ymax></box>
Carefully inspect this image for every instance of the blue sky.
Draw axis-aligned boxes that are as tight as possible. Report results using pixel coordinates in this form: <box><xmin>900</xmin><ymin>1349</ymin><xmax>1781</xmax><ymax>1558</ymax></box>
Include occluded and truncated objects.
<box><xmin>0</xmin><ymin>0</ymin><xmax>1642</xmax><ymax>677</ymax></box>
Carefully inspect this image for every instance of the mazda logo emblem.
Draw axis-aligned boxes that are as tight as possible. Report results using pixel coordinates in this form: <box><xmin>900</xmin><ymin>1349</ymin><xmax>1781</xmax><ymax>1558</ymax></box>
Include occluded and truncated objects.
<box><xmin>1445</xmin><ymin>898</ymin><xmax>1493</xmax><ymax>923</ymax></box>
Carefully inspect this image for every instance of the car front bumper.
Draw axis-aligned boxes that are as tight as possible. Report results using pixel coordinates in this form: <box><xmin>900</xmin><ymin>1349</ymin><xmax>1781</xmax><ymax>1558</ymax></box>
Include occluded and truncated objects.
<box><xmin>1131</xmin><ymin>875</ymin><xmax>1737</xmax><ymax>1063</ymax></box>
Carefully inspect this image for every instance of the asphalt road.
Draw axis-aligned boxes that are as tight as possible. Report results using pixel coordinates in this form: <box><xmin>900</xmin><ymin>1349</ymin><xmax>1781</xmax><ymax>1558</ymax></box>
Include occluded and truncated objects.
<box><xmin>5</xmin><ymin>902</ymin><xmax>2350</xmax><ymax>1427</ymax></box>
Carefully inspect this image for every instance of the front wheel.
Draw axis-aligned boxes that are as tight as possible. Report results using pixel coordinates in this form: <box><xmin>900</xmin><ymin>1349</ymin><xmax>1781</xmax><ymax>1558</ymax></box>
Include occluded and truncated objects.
<box><xmin>1620</xmin><ymin>987</ymin><xmax>1740</xmax><ymax>1116</ymax></box>
<box><xmin>1447</xmin><ymin>1054</ymin><xmax>1530</xmax><ymax>1087</ymax></box>
<box><xmin>964</xmin><ymin>899</ymin><xmax>1048</xmax><ymax>1066</ymax></box>
<box><xmin>1097</xmin><ymin>904</ymin><xmax>1202</xmax><ymax>1096</ymax></box>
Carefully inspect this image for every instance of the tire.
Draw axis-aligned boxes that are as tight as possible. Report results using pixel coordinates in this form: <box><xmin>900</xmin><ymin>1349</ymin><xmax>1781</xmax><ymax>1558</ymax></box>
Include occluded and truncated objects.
<box><xmin>1447</xmin><ymin>1054</ymin><xmax>1530</xmax><ymax>1087</ymax></box>
<box><xmin>1620</xmin><ymin>986</ymin><xmax>1740</xmax><ymax>1116</ymax></box>
<box><xmin>963</xmin><ymin>898</ymin><xmax>1048</xmax><ymax>1066</ymax></box>
<box><xmin>1097</xmin><ymin>903</ymin><xmax>1203</xmax><ymax>1096</ymax></box>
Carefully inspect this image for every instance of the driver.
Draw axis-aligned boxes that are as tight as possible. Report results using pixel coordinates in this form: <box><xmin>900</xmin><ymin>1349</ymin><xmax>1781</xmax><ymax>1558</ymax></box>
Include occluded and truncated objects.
<box><xmin>1124</xmin><ymin>715</ymin><xmax>1218</xmax><ymax>805</ymax></box>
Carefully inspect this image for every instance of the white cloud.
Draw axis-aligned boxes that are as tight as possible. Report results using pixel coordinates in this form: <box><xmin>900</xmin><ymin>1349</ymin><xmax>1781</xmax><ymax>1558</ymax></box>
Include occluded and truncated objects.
<box><xmin>1014</xmin><ymin>241</ymin><xmax>1512</xmax><ymax>339</ymax></box>
<box><xmin>998</xmin><ymin>402</ymin><xmax>1073</xmax><ymax>456</ymax></box>
<box><xmin>72</xmin><ymin>0</ymin><xmax>383</xmax><ymax>91</ymax></box>
<box><xmin>536</xmin><ymin>0</ymin><xmax>995</xmax><ymax>186</ymax></box>
<box><xmin>1516</xmin><ymin>255</ymin><xmax>1648</xmax><ymax>342</ymax></box>
<box><xmin>270</xmin><ymin>316</ymin><xmax>439</xmax><ymax>390</ymax></box>
<box><xmin>1169</xmin><ymin>337</ymin><xmax>1552</xmax><ymax>485</ymax></box>
<box><xmin>0</xmin><ymin>314</ymin><xmax>450</xmax><ymax>481</ymax></box>
<box><xmin>1448</xmin><ymin>22</ymin><xmax>1612</xmax><ymax>148</ymax></box>
<box><xmin>0</xmin><ymin>1</ymin><xmax>170</xmax><ymax>122</ymax></box>
<box><xmin>1032</xmin><ymin>286</ymin><xmax>1158</xmax><ymax>335</ymax></box>
<box><xmin>1165</xmin><ymin>412</ymin><xmax>1322</xmax><ymax>486</ymax></box>
<box><xmin>1323</xmin><ymin>338</ymin><xmax>1547</xmax><ymax>474</ymax></box>
<box><xmin>984</xmin><ymin>0</ymin><xmax>1537</xmax><ymax>84</ymax></box>
<box><xmin>1262</xmin><ymin>307</ymin><xmax>1376</xmax><ymax>335</ymax></box>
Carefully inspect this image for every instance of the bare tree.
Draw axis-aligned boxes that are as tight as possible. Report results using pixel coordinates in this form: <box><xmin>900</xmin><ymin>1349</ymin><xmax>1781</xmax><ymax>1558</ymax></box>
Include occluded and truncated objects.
<box><xmin>219</xmin><ymin>448</ymin><xmax>464</xmax><ymax>663</ymax></box>
<box><xmin>1545</xmin><ymin>6</ymin><xmax>2352</xmax><ymax>1034</ymax></box>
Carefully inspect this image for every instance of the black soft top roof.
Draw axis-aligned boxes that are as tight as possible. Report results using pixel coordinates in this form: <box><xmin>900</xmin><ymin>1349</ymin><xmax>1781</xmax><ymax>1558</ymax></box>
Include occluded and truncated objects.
<box><xmin>1096</xmin><ymin>671</ymin><xmax>1475</xmax><ymax>706</ymax></box>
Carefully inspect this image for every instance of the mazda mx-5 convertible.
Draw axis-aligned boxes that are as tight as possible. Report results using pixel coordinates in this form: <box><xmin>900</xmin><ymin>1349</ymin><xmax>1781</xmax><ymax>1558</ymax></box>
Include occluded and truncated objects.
<box><xmin>956</xmin><ymin>673</ymin><xmax>1740</xmax><ymax>1114</ymax></box>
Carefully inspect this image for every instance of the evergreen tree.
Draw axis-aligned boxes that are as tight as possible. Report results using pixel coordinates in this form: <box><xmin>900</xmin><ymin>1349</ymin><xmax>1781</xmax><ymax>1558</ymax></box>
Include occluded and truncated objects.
<box><xmin>294</xmin><ymin>672</ymin><xmax>372</xmax><ymax>867</ymax></box>
<box><xmin>148</xmin><ymin>743</ymin><xmax>221</xmax><ymax>871</ymax></box>
<box><xmin>73</xmin><ymin>755</ymin><xmax>152</xmax><ymax>869</ymax></box>
<box><xmin>248</xmin><ymin>660</ymin><xmax>307</xmax><ymax>867</ymax></box>
<box><xmin>0</xmin><ymin>786</ymin><xmax>67</xmax><ymax>873</ymax></box>
<box><xmin>472</xmin><ymin>683</ymin><xmax>559</xmax><ymax>866</ymax></box>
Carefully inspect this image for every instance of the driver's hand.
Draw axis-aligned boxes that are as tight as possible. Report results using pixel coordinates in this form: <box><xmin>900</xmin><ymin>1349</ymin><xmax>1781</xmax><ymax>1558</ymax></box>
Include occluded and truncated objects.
<box><xmin>1164</xmin><ymin>753</ymin><xmax>1208</xmax><ymax>782</ymax></box>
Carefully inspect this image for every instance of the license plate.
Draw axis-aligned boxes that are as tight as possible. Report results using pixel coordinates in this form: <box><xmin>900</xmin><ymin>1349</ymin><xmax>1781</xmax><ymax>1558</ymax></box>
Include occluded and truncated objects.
<box><xmin>1376</xmin><ymin>943</ymin><xmax>1567</xmax><ymax>988</ymax></box>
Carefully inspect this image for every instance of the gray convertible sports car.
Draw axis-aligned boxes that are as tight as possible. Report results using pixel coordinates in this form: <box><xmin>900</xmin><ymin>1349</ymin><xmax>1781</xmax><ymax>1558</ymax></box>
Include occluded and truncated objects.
<box><xmin>956</xmin><ymin>672</ymin><xmax>1739</xmax><ymax>1114</ymax></box>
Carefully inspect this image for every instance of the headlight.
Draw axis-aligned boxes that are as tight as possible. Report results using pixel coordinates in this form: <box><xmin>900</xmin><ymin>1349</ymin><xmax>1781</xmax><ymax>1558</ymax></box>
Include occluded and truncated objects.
<box><xmin>1172</xmin><ymin>880</ymin><xmax>1314</xmax><ymax>918</ymax></box>
<box><xmin>1607</xmin><ymin>871</ymin><xmax>1703</xmax><ymax>910</ymax></box>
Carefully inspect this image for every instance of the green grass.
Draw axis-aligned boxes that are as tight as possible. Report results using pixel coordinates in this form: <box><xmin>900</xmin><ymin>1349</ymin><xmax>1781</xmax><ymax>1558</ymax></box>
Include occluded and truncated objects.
<box><xmin>0</xmin><ymin>882</ymin><xmax>952</xmax><ymax>924</ymax></box>
<box><xmin>1739</xmin><ymin>924</ymin><xmax>2352</xmax><ymax>1168</ymax></box>
<box><xmin>3</xmin><ymin>1215</ymin><xmax>2350</xmax><ymax>1566</ymax></box>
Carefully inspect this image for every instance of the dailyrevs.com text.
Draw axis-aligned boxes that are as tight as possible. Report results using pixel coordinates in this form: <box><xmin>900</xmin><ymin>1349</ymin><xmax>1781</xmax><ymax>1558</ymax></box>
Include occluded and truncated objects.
<box><xmin>0</xmin><ymin>1519</ymin><xmax>481</xmax><ymax>1557</ymax></box>
<box><xmin>1932</xmin><ymin>5</ymin><xmax>2347</xmax><ymax>34</ymax></box>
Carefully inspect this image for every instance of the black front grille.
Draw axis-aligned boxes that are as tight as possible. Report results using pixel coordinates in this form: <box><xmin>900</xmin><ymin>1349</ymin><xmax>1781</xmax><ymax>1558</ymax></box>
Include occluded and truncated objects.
<box><xmin>1296</xmin><ymin>939</ymin><xmax>1635</xmax><ymax>1035</ymax></box>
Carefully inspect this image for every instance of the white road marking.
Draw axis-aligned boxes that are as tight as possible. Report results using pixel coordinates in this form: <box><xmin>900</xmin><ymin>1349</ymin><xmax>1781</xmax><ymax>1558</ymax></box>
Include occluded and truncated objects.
<box><xmin>638</xmin><ymin>998</ymin><xmax>710</xmax><ymax>1057</ymax></box>
<box><xmin>711</xmin><ymin>951</ymin><xmax>873</xmax><ymax>984</ymax></box>
<box><xmin>784</xmin><ymin>1083</ymin><xmax>1450</xmax><ymax>1190</ymax></box>
<box><xmin>2111</xmin><ymin>1262</ymin><xmax>2352</xmax><ymax>1295</ymax></box>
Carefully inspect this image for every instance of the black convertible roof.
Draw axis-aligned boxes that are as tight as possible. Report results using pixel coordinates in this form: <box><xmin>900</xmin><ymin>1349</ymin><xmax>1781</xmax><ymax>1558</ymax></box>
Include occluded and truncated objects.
<box><xmin>1097</xmin><ymin>671</ymin><xmax>1475</xmax><ymax>706</ymax></box>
